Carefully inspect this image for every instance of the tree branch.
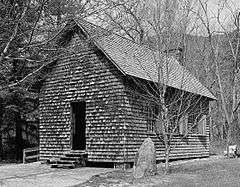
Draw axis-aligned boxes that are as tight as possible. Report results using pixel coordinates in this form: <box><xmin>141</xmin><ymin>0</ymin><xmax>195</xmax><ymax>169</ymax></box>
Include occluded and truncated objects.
<box><xmin>0</xmin><ymin>5</ymin><xmax>28</xmax><ymax>64</ymax></box>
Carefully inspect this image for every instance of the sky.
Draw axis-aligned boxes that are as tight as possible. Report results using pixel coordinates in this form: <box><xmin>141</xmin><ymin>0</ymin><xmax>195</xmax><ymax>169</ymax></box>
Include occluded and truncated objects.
<box><xmin>145</xmin><ymin>0</ymin><xmax>240</xmax><ymax>35</ymax></box>
<box><xmin>88</xmin><ymin>0</ymin><xmax>240</xmax><ymax>36</ymax></box>
<box><xmin>182</xmin><ymin>0</ymin><xmax>240</xmax><ymax>35</ymax></box>
<box><xmin>206</xmin><ymin>0</ymin><xmax>240</xmax><ymax>31</ymax></box>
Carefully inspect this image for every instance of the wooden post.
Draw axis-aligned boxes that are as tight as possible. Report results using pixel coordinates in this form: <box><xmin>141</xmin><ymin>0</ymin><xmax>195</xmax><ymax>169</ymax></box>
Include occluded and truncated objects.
<box><xmin>0</xmin><ymin>130</ymin><xmax>2</xmax><ymax>162</ymax></box>
<box><xmin>23</xmin><ymin>149</ymin><xmax>26</xmax><ymax>164</ymax></box>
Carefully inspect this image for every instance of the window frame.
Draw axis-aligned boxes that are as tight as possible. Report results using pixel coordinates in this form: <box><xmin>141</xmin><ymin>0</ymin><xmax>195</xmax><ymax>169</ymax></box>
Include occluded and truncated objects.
<box><xmin>197</xmin><ymin>115</ymin><xmax>207</xmax><ymax>135</ymax></box>
<box><xmin>147</xmin><ymin>104</ymin><xmax>159</xmax><ymax>133</ymax></box>
<box><xmin>179</xmin><ymin>114</ymin><xmax>188</xmax><ymax>135</ymax></box>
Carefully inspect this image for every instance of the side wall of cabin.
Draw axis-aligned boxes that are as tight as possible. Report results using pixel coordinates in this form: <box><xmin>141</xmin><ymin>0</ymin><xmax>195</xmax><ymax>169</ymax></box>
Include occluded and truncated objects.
<box><xmin>123</xmin><ymin>85</ymin><xmax>210</xmax><ymax>163</ymax></box>
<box><xmin>39</xmin><ymin>31</ymin><xmax>128</xmax><ymax>162</ymax></box>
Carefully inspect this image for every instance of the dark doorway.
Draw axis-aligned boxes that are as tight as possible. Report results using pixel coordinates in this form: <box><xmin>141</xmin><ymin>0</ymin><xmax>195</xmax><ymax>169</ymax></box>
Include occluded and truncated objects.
<box><xmin>71</xmin><ymin>101</ymin><xmax>86</xmax><ymax>150</ymax></box>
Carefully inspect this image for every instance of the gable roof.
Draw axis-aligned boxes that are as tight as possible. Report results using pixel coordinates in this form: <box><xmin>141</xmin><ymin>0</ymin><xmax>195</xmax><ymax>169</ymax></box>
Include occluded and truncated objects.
<box><xmin>74</xmin><ymin>19</ymin><xmax>216</xmax><ymax>100</ymax></box>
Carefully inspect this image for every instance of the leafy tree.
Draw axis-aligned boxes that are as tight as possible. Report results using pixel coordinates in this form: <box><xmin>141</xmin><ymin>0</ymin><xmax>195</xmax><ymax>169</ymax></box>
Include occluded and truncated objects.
<box><xmin>0</xmin><ymin>0</ymin><xmax>45</xmax><ymax>160</ymax></box>
<box><xmin>0</xmin><ymin>0</ymin><xmax>111</xmax><ymax>160</ymax></box>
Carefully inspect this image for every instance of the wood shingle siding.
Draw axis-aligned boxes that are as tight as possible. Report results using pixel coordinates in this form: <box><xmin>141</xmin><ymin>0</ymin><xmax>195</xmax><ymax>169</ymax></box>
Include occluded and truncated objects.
<box><xmin>123</xmin><ymin>87</ymin><xmax>210</xmax><ymax>162</ymax></box>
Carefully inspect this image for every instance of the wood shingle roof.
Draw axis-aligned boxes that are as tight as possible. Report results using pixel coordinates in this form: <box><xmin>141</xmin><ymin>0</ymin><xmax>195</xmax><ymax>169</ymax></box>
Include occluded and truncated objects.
<box><xmin>75</xmin><ymin>19</ymin><xmax>216</xmax><ymax>100</ymax></box>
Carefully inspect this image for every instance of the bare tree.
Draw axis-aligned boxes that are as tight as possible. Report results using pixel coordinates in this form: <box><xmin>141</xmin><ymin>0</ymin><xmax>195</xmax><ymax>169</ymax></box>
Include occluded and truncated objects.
<box><xmin>135</xmin><ymin>0</ymin><xmax>210</xmax><ymax>174</ymax></box>
<box><xmin>195</xmin><ymin>0</ymin><xmax>240</xmax><ymax>157</ymax></box>
<box><xmin>99</xmin><ymin>0</ymin><xmax>212</xmax><ymax>174</ymax></box>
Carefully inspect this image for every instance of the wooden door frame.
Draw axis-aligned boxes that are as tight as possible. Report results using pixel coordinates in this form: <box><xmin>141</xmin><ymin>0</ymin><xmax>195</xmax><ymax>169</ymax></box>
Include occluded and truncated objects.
<box><xmin>70</xmin><ymin>102</ymin><xmax>74</xmax><ymax>150</ymax></box>
<box><xmin>70</xmin><ymin>101</ymin><xmax>86</xmax><ymax>150</ymax></box>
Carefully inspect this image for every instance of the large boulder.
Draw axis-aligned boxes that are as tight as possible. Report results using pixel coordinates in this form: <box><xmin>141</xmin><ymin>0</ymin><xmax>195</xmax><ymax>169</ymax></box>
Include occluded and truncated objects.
<box><xmin>133</xmin><ymin>137</ymin><xmax>157</xmax><ymax>179</ymax></box>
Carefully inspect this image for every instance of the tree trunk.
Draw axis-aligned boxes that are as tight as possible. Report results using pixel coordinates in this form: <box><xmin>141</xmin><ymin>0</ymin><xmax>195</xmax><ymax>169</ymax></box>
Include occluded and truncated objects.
<box><xmin>0</xmin><ymin>129</ymin><xmax>2</xmax><ymax>162</ymax></box>
<box><xmin>164</xmin><ymin>146</ymin><xmax>170</xmax><ymax>174</ymax></box>
<box><xmin>214</xmin><ymin>43</ymin><xmax>232</xmax><ymax>158</ymax></box>
<box><xmin>226</xmin><ymin>131</ymin><xmax>230</xmax><ymax>158</ymax></box>
<box><xmin>26</xmin><ymin>122</ymin><xmax>29</xmax><ymax>143</ymax></box>
<box><xmin>15</xmin><ymin>116</ymin><xmax>23</xmax><ymax>161</ymax></box>
<box><xmin>56</xmin><ymin>10</ymin><xmax>61</xmax><ymax>26</ymax></box>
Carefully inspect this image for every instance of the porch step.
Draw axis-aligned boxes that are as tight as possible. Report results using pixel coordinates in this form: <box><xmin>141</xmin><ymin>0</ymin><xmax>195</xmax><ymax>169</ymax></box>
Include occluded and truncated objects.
<box><xmin>60</xmin><ymin>156</ymin><xmax>81</xmax><ymax>161</ymax></box>
<box><xmin>50</xmin><ymin>150</ymin><xmax>87</xmax><ymax>169</ymax></box>
<box><xmin>65</xmin><ymin>152</ymin><xmax>87</xmax><ymax>157</ymax></box>
<box><xmin>69</xmin><ymin>150</ymin><xmax>86</xmax><ymax>153</ymax></box>
<box><xmin>51</xmin><ymin>163</ymin><xmax>75</xmax><ymax>169</ymax></box>
<box><xmin>65</xmin><ymin>150</ymin><xmax>87</xmax><ymax>157</ymax></box>
<box><xmin>57</xmin><ymin>160</ymin><xmax>78</xmax><ymax>165</ymax></box>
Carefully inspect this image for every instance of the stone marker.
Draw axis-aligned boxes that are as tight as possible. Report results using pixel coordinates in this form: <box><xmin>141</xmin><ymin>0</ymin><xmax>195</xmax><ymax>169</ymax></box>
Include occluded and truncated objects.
<box><xmin>133</xmin><ymin>137</ymin><xmax>157</xmax><ymax>179</ymax></box>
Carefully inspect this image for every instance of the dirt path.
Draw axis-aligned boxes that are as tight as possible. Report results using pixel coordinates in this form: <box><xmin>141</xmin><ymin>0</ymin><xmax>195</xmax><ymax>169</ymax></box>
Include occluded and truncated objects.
<box><xmin>0</xmin><ymin>162</ymin><xmax>113</xmax><ymax>187</ymax></box>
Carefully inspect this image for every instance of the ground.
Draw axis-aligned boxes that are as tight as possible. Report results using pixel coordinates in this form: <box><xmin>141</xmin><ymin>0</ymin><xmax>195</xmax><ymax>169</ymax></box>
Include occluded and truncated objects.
<box><xmin>0</xmin><ymin>162</ymin><xmax>113</xmax><ymax>187</ymax></box>
<box><xmin>78</xmin><ymin>156</ymin><xmax>240</xmax><ymax>187</ymax></box>
<box><xmin>1</xmin><ymin>156</ymin><xmax>240</xmax><ymax>187</ymax></box>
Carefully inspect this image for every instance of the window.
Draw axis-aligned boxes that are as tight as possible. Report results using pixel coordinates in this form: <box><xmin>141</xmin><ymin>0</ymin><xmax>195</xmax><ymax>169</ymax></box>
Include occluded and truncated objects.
<box><xmin>197</xmin><ymin>115</ymin><xmax>206</xmax><ymax>135</ymax></box>
<box><xmin>179</xmin><ymin>115</ymin><xmax>188</xmax><ymax>134</ymax></box>
<box><xmin>147</xmin><ymin>105</ymin><xmax>159</xmax><ymax>132</ymax></box>
<box><xmin>187</xmin><ymin>115</ymin><xmax>198</xmax><ymax>134</ymax></box>
<box><xmin>155</xmin><ymin>118</ymin><xmax>163</xmax><ymax>134</ymax></box>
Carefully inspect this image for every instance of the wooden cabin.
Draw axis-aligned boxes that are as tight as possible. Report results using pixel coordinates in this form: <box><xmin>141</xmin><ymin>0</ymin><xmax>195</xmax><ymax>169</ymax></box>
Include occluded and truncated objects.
<box><xmin>39</xmin><ymin>19</ymin><xmax>216</xmax><ymax>166</ymax></box>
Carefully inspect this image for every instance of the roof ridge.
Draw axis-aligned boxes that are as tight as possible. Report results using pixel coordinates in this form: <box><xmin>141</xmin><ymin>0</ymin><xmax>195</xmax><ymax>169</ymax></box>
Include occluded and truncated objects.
<box><xmin>74</xmin><ymin>18</ymin><xmax>158</xmax><ymax>54</ymax></box>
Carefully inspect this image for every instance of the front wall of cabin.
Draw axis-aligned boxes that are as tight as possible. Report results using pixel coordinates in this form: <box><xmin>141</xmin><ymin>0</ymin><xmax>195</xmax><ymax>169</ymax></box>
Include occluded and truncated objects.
<box><xmin>39</xmin><ymin>33</ymin><xmax>127</xmax><ymax>162</ymax></box>
<box><xmin>124</xmin><ymin>89</ymin><xmax>210</xmax><ymax>162</ymax></box>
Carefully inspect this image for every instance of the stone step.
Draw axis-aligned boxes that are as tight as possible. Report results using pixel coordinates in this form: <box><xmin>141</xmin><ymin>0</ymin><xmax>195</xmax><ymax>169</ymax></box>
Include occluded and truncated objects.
<box><xmin>49</xmin><ymin>150</ymin><xmax>87</xmax><ymax>169</ymax></box>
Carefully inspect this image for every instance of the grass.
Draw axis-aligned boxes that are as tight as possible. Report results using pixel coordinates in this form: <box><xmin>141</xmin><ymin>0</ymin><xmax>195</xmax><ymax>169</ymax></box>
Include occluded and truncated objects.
<box><xmin>77</xmin><ymin>156</ymin><xmax>240</xmax><ymax>187</ymax></box>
